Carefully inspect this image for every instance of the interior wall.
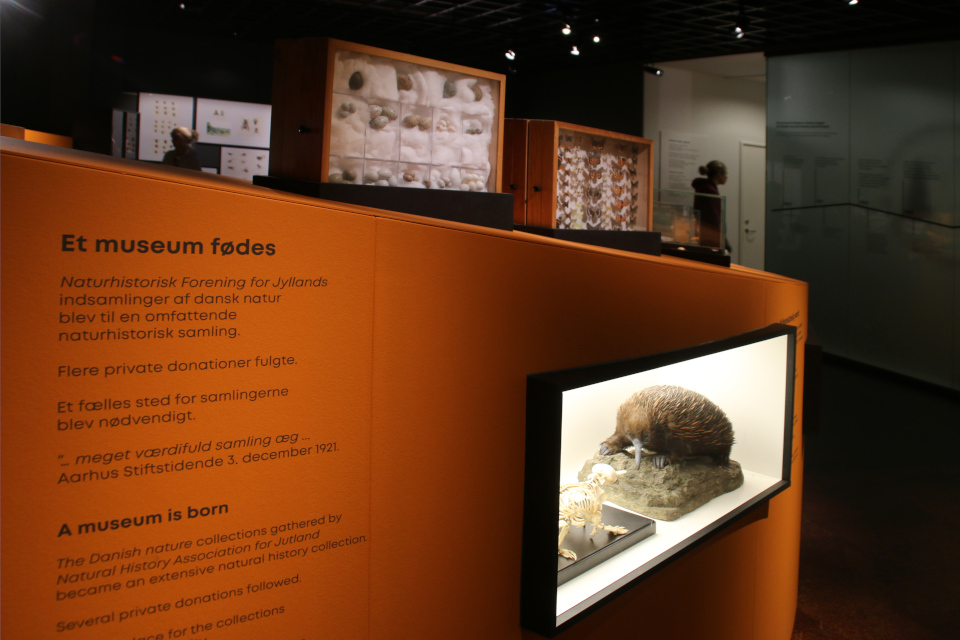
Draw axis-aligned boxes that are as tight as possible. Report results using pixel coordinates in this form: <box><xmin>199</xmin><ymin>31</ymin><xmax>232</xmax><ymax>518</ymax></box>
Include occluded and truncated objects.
<box><xmin>505</xmin><ymin>61</ymin><xmax>645</xmax><ymax>136</ymax></box>
<box><xmin>0</xmin><ymin>0</ymin><xmax>96</xmax><ymax>140</ymax></box>
<box><xmin>765</xmin><ymin>41</ymin><xmax>959</xmax><ymax>391</ymax></box>
<box><xmin>2</xmin><ymin>1</ymin><xmax>635</xmax><ymax>156</ymax></box>
<box><xmin>643</xmin><ymin>64</ymin><xmax>767</xmax><ymax>263</ymax></box>
<box><xmin>0</xmin><ymin>1</ymin><xmax>274</xmax><ymax>153</ymax></box>
<box><xmin>1</xmin><ymin>139</ymin><xmax>808</xmax><ymax>640</ymax></box>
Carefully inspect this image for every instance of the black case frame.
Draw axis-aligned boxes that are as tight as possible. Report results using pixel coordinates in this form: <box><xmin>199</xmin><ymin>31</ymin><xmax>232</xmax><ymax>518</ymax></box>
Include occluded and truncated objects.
<box><xmin>521</xmin><ymin>324</ymin><xmax>797</xmax><ymax>637</ymax></box>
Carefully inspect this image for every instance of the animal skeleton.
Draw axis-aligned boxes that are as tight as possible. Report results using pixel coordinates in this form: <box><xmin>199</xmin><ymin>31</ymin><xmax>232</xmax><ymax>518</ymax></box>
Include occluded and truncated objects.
<box><xmin>558</xmin><ymin>464</ymin><xmax>629</xmax><ymax>560</ymax></box>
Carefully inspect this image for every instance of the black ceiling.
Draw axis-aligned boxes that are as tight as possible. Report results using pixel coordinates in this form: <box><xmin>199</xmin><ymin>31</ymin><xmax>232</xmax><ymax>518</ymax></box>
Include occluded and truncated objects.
<box><xmin>96</xmin><ymin>0</ymin><xmax>960</xmax><ymax>73</ymax></box>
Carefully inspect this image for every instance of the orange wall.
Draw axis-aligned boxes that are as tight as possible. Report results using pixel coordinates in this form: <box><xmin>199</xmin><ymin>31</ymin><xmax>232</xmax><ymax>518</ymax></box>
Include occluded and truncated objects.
<box><xmin>2</xmin><ymin>123</ymin><xmax>72</xmax><ymax>147</ymax></box>
<box><xmin>1</xmin><ymin>123</ymin><xmax>26</xmax><ymax>139</ymax></box>
<box><xmin>1</xmin><ymin>138</ymin><xmax>806</xmax><ymax>640</ymax></box>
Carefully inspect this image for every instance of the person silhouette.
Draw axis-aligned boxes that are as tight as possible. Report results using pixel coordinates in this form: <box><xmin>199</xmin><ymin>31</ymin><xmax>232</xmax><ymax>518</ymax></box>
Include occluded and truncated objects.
<box><xmin>161</xmin><ymin>126</ymin><xmax>201</xmax><ymax>170</ymax></box>
<box><xmin>691</xmin><ymin>160</ymin><xmax>728</xmax><ymax>251</ymax></box>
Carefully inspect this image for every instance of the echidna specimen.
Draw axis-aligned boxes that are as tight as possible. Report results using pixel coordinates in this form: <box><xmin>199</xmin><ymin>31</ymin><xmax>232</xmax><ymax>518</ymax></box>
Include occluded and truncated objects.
<box><xmin>598</xmin><ymin>385</ymin><xmax>734</xmax><ymax>469</ymax></box>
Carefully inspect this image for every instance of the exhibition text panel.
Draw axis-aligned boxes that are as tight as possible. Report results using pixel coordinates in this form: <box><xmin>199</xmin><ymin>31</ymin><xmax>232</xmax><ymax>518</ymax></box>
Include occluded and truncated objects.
<box><xmin>1</xmin><ymin>162</ymin><xmax>376</xmax><ymax>639</ymax></box>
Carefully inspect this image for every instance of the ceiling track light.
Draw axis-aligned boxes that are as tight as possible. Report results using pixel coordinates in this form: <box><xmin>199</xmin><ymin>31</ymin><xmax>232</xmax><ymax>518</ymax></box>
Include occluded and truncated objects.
<box><xmin>593</xmin><ymin>35</ymin><xmax>600</xmax><ymax>43</ymax></box>
<box><xmin>644</xmin><ymin>66</ymin><xmax>663</xmax><ymax>76</ymax></box>
<box><xmin>848</xmin><ymin>0</ymin><xmax>859</xmax><ymax>4</ymax></box>
<box><xmin>733</xmin><ymin>1</ymin><xmax>749</xmax><ymax>38</ymax></box>
<box><xmin>505</xmin><ymin>49</ymin><xmax>516</xmax><ymax>60</ymax></box>
<box><xmin>570</xmin><ymin>45</ymin><xmax>580</xmax><ymax>55</ymax></box>
<box><xmin>562</xmin><ymin>24</ymin><xmax>572</xmax><ymax>35</ymax></box>
<box><xmin>732</xmin><ymin>16</ymin><xmax>749</xmax><ymax>38</ymax></box>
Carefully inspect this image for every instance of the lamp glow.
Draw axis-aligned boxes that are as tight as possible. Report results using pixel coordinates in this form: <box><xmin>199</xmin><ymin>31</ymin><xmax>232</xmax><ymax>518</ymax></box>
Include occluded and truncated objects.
<box><xmin>505</xmin><ymin>49</ymin><xmax>516</xmax><ymax>60</ymax></box>
<box><xmin>562</xmin><ymin>24</ymin><xmax>571</xmax><ymax>35</ymax></box>
<box><xmin>593</xmin><ymin>35</ymin><xmax>600</xmax><ymax>43</ymax></box>
<box><xmin>570</xmin><ymin>46</ymin><xmax>579</xmax><ymax>55</ymax></box>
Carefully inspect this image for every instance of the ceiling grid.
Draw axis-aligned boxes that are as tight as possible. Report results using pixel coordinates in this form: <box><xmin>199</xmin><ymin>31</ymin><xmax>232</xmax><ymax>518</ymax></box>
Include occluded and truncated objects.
<box><xmin>95</xmin><ymin>0</ymin><xmax>960</xmax><ymax>71</ymax></box>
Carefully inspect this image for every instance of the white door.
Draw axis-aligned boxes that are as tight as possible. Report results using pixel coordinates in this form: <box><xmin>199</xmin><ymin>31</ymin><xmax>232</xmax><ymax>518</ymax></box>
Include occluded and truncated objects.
<box><xmin>739</xmin><ymin>142</ymin><xmax>766</xmax><ymax>270</ymax></box>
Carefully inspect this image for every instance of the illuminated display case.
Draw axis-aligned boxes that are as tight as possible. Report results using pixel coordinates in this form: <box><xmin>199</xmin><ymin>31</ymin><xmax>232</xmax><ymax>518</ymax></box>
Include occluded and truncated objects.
<box><xmin>269</xmin><ymin>38</ymin><xmax>505</xmax><ymax>193</ymax></box>
<box><xmin>521</xmin><ymin>324</ymin><xmax>797</xmax><ymax>637</ymax></box>
<box><xmin>502</xmin><ymin>120</ymin><xmax>654</xmax><ymax>231</ymax></box>
<box><xmin>653</xmin><ymin>188</ymin><xmax>729</xmax><ymax>265</ymax></box>
<box><xmin>653</xmin><ymin>188</ymin><xmax>727</xmax><ymax>248</ymax></box>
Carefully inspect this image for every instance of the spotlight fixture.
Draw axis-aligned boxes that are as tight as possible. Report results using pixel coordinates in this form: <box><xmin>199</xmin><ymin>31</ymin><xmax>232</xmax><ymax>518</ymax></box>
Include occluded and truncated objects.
<box><xmin>570</xmin><ymin>46</ymin><xmax>580</xmax><ymax>56</ymax></box>
<box><xmin>848</xmin><ymin>0</ymin><xmax>858</xmax><ymax>4</ymax></box>
<box><xmin>562</xmin><ymin>24</ymin><xmax>572</xmax><ymax>35</ymax></box>
<box><xmin>732</xmin><ymin>15</ymin><xmax>750</xmax><ymax>38</ymax></box>
<box><xmin>593</xmin><ymin>35</ymin><xmax>601</xmax><ymax>43</ymax></box>
<box><xmin>732</xmin><ymin>1</ymin><xmax>749</xmax><ymax>38</ymax></box>
<box><xmin>505</xmin><ymin>49</ymin><xmax>516</xmax><ymax>60</ymax></box>
<box><xmin>179</xmin><ymin>2</ymin><xmax>186</xmax><ymax>8</ymax></box>
<box><xmin>643</xmin><ymin>66</ymin><xmax>664</xmax><ymax>76</ymax></box>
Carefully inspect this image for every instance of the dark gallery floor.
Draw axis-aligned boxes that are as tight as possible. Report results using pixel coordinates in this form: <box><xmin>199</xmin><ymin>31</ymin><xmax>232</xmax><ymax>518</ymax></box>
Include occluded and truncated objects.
<box><xmin>791</xmin><ymin>356</ymin><xmax>960</xmax><ymax>640</ymax></box>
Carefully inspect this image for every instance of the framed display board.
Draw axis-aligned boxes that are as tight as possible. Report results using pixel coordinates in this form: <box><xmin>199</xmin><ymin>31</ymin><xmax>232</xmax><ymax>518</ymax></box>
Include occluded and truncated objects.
<box><xmin>196</xmin><ymin>98</ymin><xmax>272</xmax><ymax>149</ymax></box>
<box><xmin>502</xmin><ymin>119</ymin><xmax>654</xmax><ymax>231</ymax></box>
<box><xmin>521</xmin><ymin>324</ymin><xmax>797</xmax><ymax>637</ymax></box>
<box><xmin>270</xmin><ymin>38</ymin><xmax>505</xmax><ymax>193</ymax></box>
<box><xmin>219</xmin><ymin>146</ymin><xmax>270</xmax><ymax>181</ymax></box>
<box><xmin>137</xmin><ymin>93</ymin><xmax>195</xmax><ymax>162</ymax></box>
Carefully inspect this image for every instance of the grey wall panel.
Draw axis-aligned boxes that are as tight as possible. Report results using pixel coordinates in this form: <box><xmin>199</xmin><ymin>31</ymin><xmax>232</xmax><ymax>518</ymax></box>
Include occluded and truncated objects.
<box><xmin>955</xmin><ymin>227</ymin><xmax>960</xmax><ymax>390</ymax></box>
<box><xmin>767</xmin><ymin>52</ymin><xmax>851</xmax><ymax>210</ymax></box>
<box><xmin>811</xmin><ymin>205</ymin><xmax>852</xmax><ymax>358</ymax></box>
<box><xmin>846</xmin><ymin>208</ymin><xmax>954</xmax><ymax>388</ymax></box>
<box><xmin>767</xmin><ymin>42</ymin><xmax>959</xmax><ymax>390</ymax></box>
<box><xmin>956</xmin><ymin>42</ymin><xmax>960</xmax><ymax>230</ymax></box>
<box><xmin>767</xmin><ymin>205</ymin><xmax>851</xmax><ymax>359</ymax></box>
<box><xmin>850</xmin><ymin>43</ymin><xmax>955</xmax><ymax>226</ymax></box>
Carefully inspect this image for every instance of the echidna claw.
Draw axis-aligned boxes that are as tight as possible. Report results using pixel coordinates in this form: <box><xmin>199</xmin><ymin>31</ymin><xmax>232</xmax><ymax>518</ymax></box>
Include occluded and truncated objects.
<box><xmin>631</xmin><ymin>437</ymin><xmax>644</xmax><ymax>468</ymax></box>
<box><xmin>652</xmin><ymin>454</ymin><xmax>669</xmax><ymax>469</ymax></box>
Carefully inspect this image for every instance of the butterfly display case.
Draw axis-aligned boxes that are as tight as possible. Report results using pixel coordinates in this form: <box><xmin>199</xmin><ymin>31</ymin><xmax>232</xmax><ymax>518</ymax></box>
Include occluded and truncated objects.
<box><xmin>269</xmin><ymin>38</ymin><xmax>505</xmax><ymax>193</ymax></box>
<box><xmin>503</xmin><ymin>120</ymin><xmax>654</xmax><ymax>231</ymax></box>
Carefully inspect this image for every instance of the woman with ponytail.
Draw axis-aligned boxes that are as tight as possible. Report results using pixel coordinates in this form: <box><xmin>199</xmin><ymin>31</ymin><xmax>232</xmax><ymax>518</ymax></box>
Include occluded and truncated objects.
<box><xmin>691</xmin><ymin>160</ymin><xmax>728</xmax><ymax>250</ymax></box>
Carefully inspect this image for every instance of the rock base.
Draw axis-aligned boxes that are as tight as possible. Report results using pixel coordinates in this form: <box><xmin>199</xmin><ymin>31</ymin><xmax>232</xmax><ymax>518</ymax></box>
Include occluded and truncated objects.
<box><xmin>578</xmin><ymin>451</ymin><xmax>744</xmax><ymax>521</ymax></box>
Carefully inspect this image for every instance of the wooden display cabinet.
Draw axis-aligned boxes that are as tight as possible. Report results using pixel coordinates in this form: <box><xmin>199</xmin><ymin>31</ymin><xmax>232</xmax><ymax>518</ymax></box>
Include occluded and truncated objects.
<box><xmin>270</xmin><ymin>38</ymin><xmax>505</xmax><ymax>193</ymax></box>
<box><xmin>503</xmin><ymin>120</ymin><xmax>654</xmax><ymax>230</ymax></box>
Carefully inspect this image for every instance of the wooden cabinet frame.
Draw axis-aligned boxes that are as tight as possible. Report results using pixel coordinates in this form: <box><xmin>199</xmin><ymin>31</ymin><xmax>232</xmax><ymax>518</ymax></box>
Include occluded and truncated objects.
<box><xmin>270</xmin><ymin>38</ymin><xmax>505</xmax><ymax>193</ymax></box>
<box><xmin>503</xmin><ymin>120</ymin><xmax>654</xmax><ymax>230</ymax></box>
